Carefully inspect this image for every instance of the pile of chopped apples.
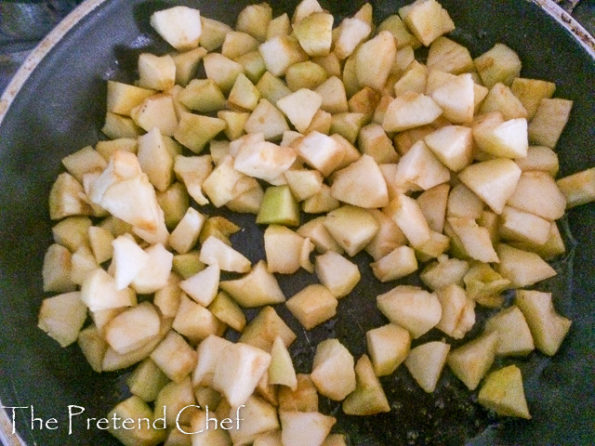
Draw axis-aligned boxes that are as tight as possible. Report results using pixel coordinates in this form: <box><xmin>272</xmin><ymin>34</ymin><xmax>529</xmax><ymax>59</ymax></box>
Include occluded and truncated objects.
<box><xmin>38</xmin><ymin>0</ymin><xmax>595</xmax><ymax>444</ymax></box>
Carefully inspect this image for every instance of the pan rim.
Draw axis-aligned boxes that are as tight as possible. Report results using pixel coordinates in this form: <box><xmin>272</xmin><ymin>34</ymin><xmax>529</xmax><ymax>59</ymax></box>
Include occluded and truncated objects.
<box><xmin>0</xmin><ymin>0</ymin><xmax>592</xmax><ymax>445</ymax></box>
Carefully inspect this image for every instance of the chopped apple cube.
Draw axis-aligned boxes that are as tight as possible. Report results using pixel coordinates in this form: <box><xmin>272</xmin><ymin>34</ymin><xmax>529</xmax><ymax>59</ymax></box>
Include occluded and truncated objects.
<box><xmin>264</xmin><ymin>225</ymin><xmax>311</xmax><ymax>274</ymax></box>
<box><xmin>315</xmin><ymin>250</ymin><xmax>360</xmax><ymax>298</ymax></box>
<box><xmin>199</xmin><ymin>236</ymin><xmax>250</xmax><ymax>273</ymax></box>
<box><xmin>150</xmin><ymin>6</ymin><xmax>201</xmax><ymax>51</ymax></box>
<box><xmin>81</xmin><ymin>268</ymin><xmax>136</xmax><ymax>312</ymax></box>
<box><xmin>472</xmin><ymin>113</ymin><xmax>528</xmax><ymax>159</ymax></box>
<box><xmin>474</xmin><ymin>43</ymin><xmax>521</xmax><ymax>88</ymax></box>
<box><xmin>342</xmin><ymin>354</ymin><xmax>390</xmax><ymax>415</ymax></box>
<box><xmin>137</xmin><ymin>53</ymin><xmax>175</xmax><ymax>91</ymax></box>
<box><xmin>484</xmin><ymin>305</ymin><xmax>534</xmax><ymax>356</ymax></box>
<box><xmin>102</xmin><ymin>112</ymin><xmax>143</xmax><ymax>139</ymax></box>
<box><xmin>106</xmin><ymin>80</ymin><xmax>155</xmax><ymax>116</ymax></box>
<box><xmin>383</xmin><ymin>92</ymin><xmax>442</xmax><ymax>132</ymax></box>
<box><xmin>286</xmin><ymin>284</ymin><xmax>338</xmax><ymax>330</ymax></box>
<box><xmin>234</xmin><ymin>140</ymin><xmax>296</xmax><ymax>183</ymax></box>
<box><xmin>497</xmin><ymin>244</ymin><xmax>557</xmax><ymax>288</ymax></box>
<box><xmin>431</xmin><ymin>73</ymin><xmax>475</xmax><ymax>124</ymax></box>
<box><xmin>516</xmin><ymin>289</ymin><xmax>571</xmax><ymax>356</ymax></box>
<box><xmin>105</xmin><ymin>302</ymin><xmax>161</xmax><ymax>354</ymax></box>
<box><xmin>427</xmin><ymin>36</ymin><xmax>473</xmax><ymax>73</ymax></box>
<box><xmin>221</xmin><ymin>260</ymin><xmax>286</xmax><ymax>308</ymax></box>
<box><xmin>435</xmin><ymin>284</ymin><xmax>475</xmax><ymax>339</ymax></box>
<box><xmin>366</xmin><ymin>209</ymin><xmax>407</xmax><ymax>260</ymax></box>
<box><xmin>405</xmin><ymin>341</ymin><xmax>450</xmax><ymax>393</ymax></box>
<box><xmin>447</xmin><ymin>217</ymin><xmax>498</xmax><ymax>263</ymax></box>
<box><xmin>49</xmin><ymin>172</ymin><xmax>92</xmax><ymax>220</ymax></box>
<box><xmin>447</xmin><ymin>184</ymin><xmax>484</xmax><ymax>219</ymax></box>
<box><xmin>355</xmin><ymin>31</ymin><xmax>396</xmax><ymax>91</ymax></box>
<box><xmin>127</xmin><ymin>358</ymin><xmax>169</xmax><ymax>403</ymax></box>
<box><xmin>107</xmin><ymin>395</ymin><xmax>166</xmax><ymax>446</ymax></box>
<box><xmin>330</xmin><ymin>154</ymin><xmax>389</xmax><ymax>208</ymax></box>
<box><xmin>42</xmin><ymin>243</ymin><xmax>75</xmax><ymax>293</ymax></box>
<box><xmin>377</xmin><ymin>285</ymin><xmax>441</xmax><ymax>338</ymax></box>
<box><xmin>173</xmin><ymin>154</ymin><xmax>212</xmax><ymax>206</ymax></box>
<box><xmin>420</xmin><ymin>255</ymin><xmax>469</xmax><ymax>290</ymax></box>
<box><xmin>203</xmin><ymin>53</ymin><xmax>243</xmax><ymax>93</ymax></box>
<box><xmin>173</xmin><ymin>112</ymin><xmax>225</xmax><ymax>154</ymax></box>
<box><xmin>131</xmin><ymin>243</ymin><xmax>173</xmax><ymax>294</ymax></box>
<box><xmin>396</xmin><ymin>140</ymin><xmax>451</xmax><ymax>190</ymax></box>
<box><xmin>151</xmin><ymin>330</ymin><xmax>197</xmax><ymax>382</ymax></box>
<box><xmin>478</xmin><ymin>365</ymin><xmax>531</xmax><ymax>419</ymax></box>
<box><xmin>168</xmin><ymin>207</ymin><xmax>205</xmax><ymax>254</ymax></box>
<box><xmin>384</xmin><ymin>194</ymin><xmax>431</xmax><ymax>247</ymax></box>
<box><xmin>510</xmin><ymin>77</ymin><xmax>556</xmax><ymax>119</ymax></box>
<box><xmin>323</xmin><ymin>205</ymin><xmax>379</xmax><ymax>256</ymax></box>
<box><xmin>507</xmin><ymin>171</ymin><xmax>566</xmax><ymax>220</ymax></box>
<box><xmin>228</xmin><ymin>395</ymin><xmax>279</xmax><ymax>445</ymax></box>
<box><xmin>38</xmin><ymin>291</ymin><xmax>87</xmax><ymax>348</ymax></box>
<box><xmin>293</xmin><ymin>12</ymin><xmax>334</xmax><ymax>57</ymax></box>
<box><xmin>447</xmin><ymin>332</ymin><xmax>498</xmax><ymax>390</ymax></box>
<box><xmin>366</xmin><ymin>323</ymin><xmax>410</xmax><ymax>376</ymax></box>
<box><xmin>279</xmin><ymin>411</ymin><xmax>336</xmax><ymax>446</ymax></box>
<box><xmin>130</xmin><ymin>94</ymin><xmax>178</xmax><ymax>137</ymax></box>
<box><xmin>269</xmin><ymin>336</ymin><xmax>298</xmax><ymax>390</ymax></box>
<box><xmin>256</xmin><ymin>185</ymin><xmax>300</xmax><ymax>226</ymax></box>
<box><xmin>173</xmin><ymin>294</ymin><xmax>223</xmax><ymax>344</ymax></box>
<box><xmin>77</xmin><ymin>325</ymin><xmax>108</xmax><ymax>373</ymax></box>
<box><xmin>557</xmin><ymin>168</ymin><xmax>595</xmax><ymax>208</ymax></box>
<box><xmin>178</xmin><ymin>79</ymin><xmax>226</xmax><ymax>113</ymax></box>
<box><xmin>171</xmin><ymin>47</ymin><xmax>207</xmax><ymax>87</ymax></box>
<box><xmin>500</xmin><ymin>206</ymin><xmax>552</xmax><ymax>245</ymax></box>
<box><xmin>111</xmin><ymin>234</ymin><xmax>149</xmax><ymax>290</ymax></box>
<box><xmin>212</xmin><ymin>342</ymin><xmax>271</xmax><ymax>407</ymax></box>
<box><xmin>458</xmin><ymin>158</ymin><xmax>521</xmax><ymax>214</ymax></box>
<box><xmin>371</xmin><ymin>245</ymin><xmax>418</xmax><ymax>282</ymax></box>
<box><xmin>179</xmin><ymin>264</ymin><xmax>220</xmax><ymax>307</ymax></box>
<box><xmin>259</xmin><ymin>35</ymin><xmax>307</xmax><ymax>77</ymax></box>
<box><xmin>479</xmin><ymin>83</ymin><xmax>528</xmax><ymax>120</ymax></box>
<box><xmin>245</xmin><ymin>99</ymin><xmax>290</xmax><ymax>140</ymax></box>
<box><xmin>528</xmin><ymin>98</ymin><xmax>573</xmax><ymax>148</ymax></box>
<box><xmin>334</xmin><ymin>18</ymin><xmax>371</xmax><ymax>59</ymax></box>
<box><xmin>399</xmin><ymin>0</ymin><xmax>455</xmax><ymax>47</ymax></box>
<box><xmin>310</xmin><ymin>338</ymin><xmax>356</xmax><ymax>401</ymax></box>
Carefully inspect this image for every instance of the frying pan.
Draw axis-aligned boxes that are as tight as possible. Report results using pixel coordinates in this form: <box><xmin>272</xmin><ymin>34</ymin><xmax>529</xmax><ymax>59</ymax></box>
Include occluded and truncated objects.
<box><xmin>0</xmin><ymin>1</ymin><xmax>593</xmax><ymax>445</ymax></box>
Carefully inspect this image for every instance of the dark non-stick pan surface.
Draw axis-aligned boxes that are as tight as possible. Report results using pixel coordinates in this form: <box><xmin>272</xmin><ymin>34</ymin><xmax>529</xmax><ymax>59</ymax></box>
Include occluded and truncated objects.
<box><xmin>0</xmin><ymin>1</ymin><xmax>593</xmax><ymax>445</ymax></box>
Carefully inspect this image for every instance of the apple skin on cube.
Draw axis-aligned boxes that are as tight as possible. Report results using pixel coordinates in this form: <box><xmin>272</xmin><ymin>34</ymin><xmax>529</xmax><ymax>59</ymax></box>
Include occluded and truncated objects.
<box><xmin>256</xmin><ymin>185</ymin><xmax>300</xmax><ymax>226</ymax></box>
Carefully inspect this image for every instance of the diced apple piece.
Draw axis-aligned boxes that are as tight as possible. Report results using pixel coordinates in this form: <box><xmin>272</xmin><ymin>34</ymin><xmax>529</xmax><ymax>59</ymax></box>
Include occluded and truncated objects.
<box><xmin>221</xmin><ymin>260</ymin><xmax>286</xmax><ymax>308</ymax></box>
<box><xmin>316</xmin><ymin>76</ymin><xmax>349</xmax><ymax>114</ymax></box>
<box><xmin>81</xmin><ymin>268</ymin><xmax>135</xmax><ymax>312</ymax></box>
<box><xmin>207</xmin><ymin>291</ymin><xmax>245</xmax><ymax>333</ymax></box>
<box><xmin>235</xmin><ymin>2</ymin><xmax>272</xmax><ymax>41</ymax></box>
<box><xmin>137</xmin><ymin>53</ymin><xmax>175</xmax><ymax>91</ymax></box>
<box><xmin>383</xmin><ymin>92</ymin><xmax>442</xmax><ymax>132</ymax></box>
<box><xmin>462</xmin><ymin>263</ymin><xmax>510</xmax><ymax>306</ymax></box>
<box><xmin>510</xmin><ymin>77</ymin><xmax>556</xmax><ymax>119</ymax></box>
<box><xmin>507</xmin><ymin>171</ymin><xmax>566</xmax><ymax>220</ymax></box>
<box><xmin>278</xmin><ymin>374</ymin><xmax>318</xmax><ymax>412</ymax></box>
<box><xmin>448</xmin><ymin>217</ymin><xmax>498</xmax><ymax>263</ymax></box>
<box><xmin>276</xmin><ymin>89</ymin><xmax>322</xmax><ymax>133</ymax></box>
<box><xmin>212</xmin><ymin>342</ymin><xmax>271</xmax><ymax>407</ymax></box>
<box><xmin>284</xmin><ymin>169</ymin><xmax>323</xmax><ymax>201</ymax></box>
<box><xmin>127</xmin><ymin>358</ymin><xmax>169</xmax><ymax>403</ymax></box>
<box><xmin>77</xmin><ymin>325</ymin><xmax>108</xmax><ymax>373</ymax></box>
<box><xmin>173</xmin><ymin>294</ymin><xmax>223</xmax><ymax>344</ymax></box>
<box><xmin>484</xmin><ymin>305</ymin><xmax>534</xmax><ymax>356</ymax></box>
<box><xmin>358</xmin><ymin>123</ymin><xmax>398</xmax><ymax>164</ymax></box>
<box><xmin>259</xmin><ymin>35</ymin><xmax>307</xmax><ymax>77</ymax></box>
<box><xmin>286</xmin><ymin>61</ymin><xmax>328</xmax><ymax>92</ymax></box>
<box><xmin>423</xmin><ymin>125</ymin><xmax>472</xmax><ymax>172</ymax></box>
<box><xmin>269</xmin><ymin>336</ymin><xmax>298</xmax><ymax>390</ymax></box>
<box><xmin>310</xmin><ymin>339</ymin><xmax>356</xmax><ymax>400</ymax></box>
<box><xmin>49</xmin><ymin>172</ymin><xmax>92</xmax><ymax>220</ymax></box>
<box><xmin>447</xmin><ymin>184</ymin><xmax>484</xmax><ymax>219</ymax></box>
<box><xmin>378</xmin><ymin>15</ymin><xmax>420</xmax><ymax>49</ymax></box>
<box><xmin>293</xmin><ymin>12</ymin><xmax>334</xmax><ymax>57</ymax></box>
<box><xmin>314</xmin><ymin>250</ymin><xmax>360</xmax><ymax>298</ymax></box>
<box><xmin>202</xmin><ymin>156</ymin><xmax>252</xmax><ymax>208</ymax></box>
<box><xmin>323</xmin><ymin>206</ymin><xmax>379</xmax><ymax>257</ymax></box>
<box><xmin>294</xmin><ymin>131</ymin><xmax>344</xmax><ymax>177</ymax></box>
<box><xmin>330</xmin><ymin>112</ymin><xmax>367</xmax><ymax>144</ymax></box>
<box><xmin>478</xmin><ymin>365</ymin><xmax>531</xmax><ymax>419</ymax></box>
<box><xmin>516</xmin><ymin>290</ymin><xmax>571</xmax><ymax>356</ymax></box>
<box><xmin>279</xmin><ymin>411</ymin><xmax>335</xmax><ymax>446</ymax></box>
<box><xmin>399</xmin><ymin>0</ymin><xmax>454</xmax><ymax>47</ymax></box>
<box><xmin>474</xmin><ymin>43</ymin><xmax>521</xmax><ymax>88</ymax></box>
<box><xmin>88</xmin><ymin>225</ymin><xmax>114</xmax><ymax>264</ymax></box>
<box><xmin>106</xmin><ymin>80</ymin><xmax>155</xmax><ymax>116</ymax></box>
<box><xmin>286</xmin><ymin>284</ymin><xmax>338</xmax><ymax>330</ymax></box>
<box><xmin>377</xmin><ymin>285</ymin><xmax>441</xmax><ymax>338</ymax></box>
<box><xmin>366</xmin><ymin>209</ymin><xmax>406</xmax><ymax>260</ymax></box>
<box><xmin>192</xmin><ymin>335</ymin><xmax>233</xmax><ymax>388</ymax></box>
<box><xmin>420</xmin><ymin>256</ymin><xmax>469</xmax><ymax>291</ymax></box>
<box><xmin>61</xmin><ymin>146</ymin><xmax>107</xmax><ymax>183</ymax></box>
<box><xmin>472</xmin><ymin>113</ymin><xmax>528</xmax><ymax>159</ymax></box>
<box><xmin>111</xmin><ymin>234</ymin><xmax>149</xmax><ymax>289</ymax></box>
<box><xmin>528</xmin><ymin>98</ymin><xmax>573</xmax><ymax>148</ymax></box>
<box><xmin>366</xmin><ymin>323</ymin><xmax>410</xmax><ymax>376</ymax></box>
<box><xmin>298</xmin><ymin>217</ymin><xmax>344</xmax><ymax>254</ymax></box>
<box><xmin>227</xmin><ymin>395</ymin><xmax>278</xmax><ymax>445</ymax></box>
<box><xmin>431</xmin><ymin>73</ymin><xmax>475</xmax><ymax>123</ymax></box>
<box><xmin>234</xmin><ymin>140</ymin><xmax>296</xmax><ymax>183</ymax></box>
<box><xmin>239</xmin><ymin>306</ymin><xmax>295</xmax><ymax>355</ymax></box>
<box><xmin>221</xmin><ymin>30</ymin><xmax>259</xmax><ymax>60</ymax></box>
<box><xmin>178</xmin><ymin>79</ymin><xmax>226</xmax><ymax>113</ymax></box>
<box><xmin>203</xmin><ymin>53</ymin><xmax>243</xmax><ymax>94</ymax></box>
<box><xmin>105</xmin><ymin>302</ymin><xmax>161</xmax><ymax>354</ymax></box>
<box><xmin>330</xmin><ymin>154</ymin><xmax>389</xmax><ymax>208</ymax></box>
<box><xmin>150</xmin><ymin>330</ymin><xmax>197</xmax><ymax>382</ymax></box>
<box><xmin>168</xmin><ymin>207</ymin><xmax>204</xmax><ymax>254</ymax></box>
<box><xmin>154</xmin><ymin>377</ymin><xmax>195</xmax><ymax>427</ymax></box>
<box><xmin>179</xmin><ymin>264</ymin><xmax>220</xmax><ymax>307</ymax></box>
<box><xmin>334</xmin><ymin>18</ymin><xmax>371</xmax><ymax>59</ymax></box>
<box><xmin>173</xmin><ymin>155</ymin><xmax>212</xmax><ymax>206</ymax></box>
<box><xmin>38</xmin><ymin>291</ymin><xmax>87</xmax><ymax>348</ymax></box>
<box><xmin>371</xmin><ymin>245</ymin><xmax>418</xmax><ymax>282</ymax></box>
<box><xmin>102</xmin><ymin>112</ymin><xmax>143</xmax><ymax>139</ymax></box>
<box><xmin>174</xmin><ymin>112</ymin><xmax>225</xmax><ymax>154</ymax></box>
<box><xmin>479</xmin><ymin>82</ymin><xmax>527</xmax><ymax>120</ymax></box>
<box><xmin>405</xmin><ymin>341</ymin><xmax>450</xmax><ymax>393</ymax></box>
<box><xmin>256</xmin><ymin>185</ymin><xmax>300</xmax><ymax>226</ymax></box>
<box><xmin>393</xmin><ymin>60</ymin><xmax>427</xmax><ymax>96</ymax></box>
<box><xmin>264</xmin><ymin>225</ymin><xmax>311</xmax><ymax>274</ymax></box>
<box><xmin>132</xmin><ymin>243</ymin><xmax>173</xmax><ymax>294</ymax></box>
<box><xmin>557</xmin><ymin>168</ymin><xmax>595</xmax><ymax>208</ymax></box>
<box><xmin>171</xmin><ymin>47</ymin><xmax>206</xmax><ymax>87</ymax></box>
<box><xmin>458</xmin><ymin>158</ymin><xmax>521</xmax><ymax>214</ymax></box>
<box><xmin>130</xmin><ymin>94</ymin><xmax>178</xmax><ymax>136</ymax></box>
<box><xmin>245</xmin><ymin>99</ymin><xmax>290</xmax><ymax>140</ymax></box>
<box><xmin>515</xmin><ymin>146</ymin><xmax>558</xmax><ymax>176</ymax></box>
<box><xmin>107</xmin><ymin>395</ymin><xmax>166</xmax><ymax>446</ymax></box>
<box><xmin>435</xmin><ymin>284</ymin><xmax>475</xmax><ymax>339</ymax></box>
<box><xmin>500</xmin><ymin>206</ymin><xmax>551</xmax><ymax>245</ymax></box>
<box><xmin>355</xmin><ymin>31</ymin><xmax>396</xmax><ymax>91</ymax></box>
<box><xmin>497</xmin><ymin>244</ymin><xmax>557</xmax><ymax>288</ymax></box>
<box><xmin>42</xmin><ymin>244</ymin><xmax>75</xmax><ymax>292</ymax></box>
<box><xmin>447</xmin><ymin>332</ymin><xmax>498</xmax><ymax>390</ymax></box>
<box><xmin>427</xmin><ymin>36</ymin><xmax>473</xmax><ymax>73</ymax></box>
<box><xmin>342</xmin><ymin>354</ymin><xmax>390</xmax><ymax>415</ymax></box>
<box><xmin>396</xmin><ymin>140</ymin><xmax>450</xmax><ymax>190</ymax></box>
<box><xmin>150</xmin><ymin>6</ymin><xmax>201</xmax><ymax>51</ymax></box>
<box><xmin>96</xmin><ymin>138</ymin><xmax>138</xmax><ymax>159</ymax></box>
<box><xmin>384</xmin><ymin>194</ymin><xmax>431</xmax><ymax>247</ymax></box>
<box><xmin>199</xmin><ymin>236</ymin><xmax>250</xmax><ymax>273</ymax></box>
